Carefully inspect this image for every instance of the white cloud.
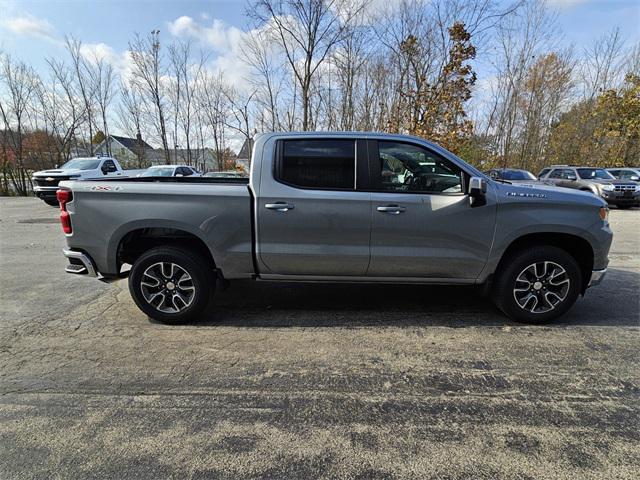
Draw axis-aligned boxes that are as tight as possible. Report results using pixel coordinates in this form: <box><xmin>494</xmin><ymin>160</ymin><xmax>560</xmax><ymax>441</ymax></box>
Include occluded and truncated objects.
<box><xmin>0</xmin><ymin>15</ymin><xmax>60</xmax><ymax>43</ymax></box>
<box><xmin>167</xmin><ymin>16</ymin><xmax>254</xmax><ymax>90</ymax></box>
<box><xmin>79</xmin><ymin>42</ymin><xmax>135</xmax><ymax>81</ymax></box>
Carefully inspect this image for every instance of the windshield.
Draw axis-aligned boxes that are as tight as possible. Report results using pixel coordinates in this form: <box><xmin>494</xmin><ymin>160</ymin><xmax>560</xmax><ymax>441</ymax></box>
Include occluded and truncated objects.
<box><xmin>497</xmin><ymin>170</ymin><xmax>536</xmax><ymax>180</ymax></box>
<box><xmin>577</xmin><ymin>168</ymin><xmax>615</xmax><ymax>180</ymax></box>
<box><xmin>141</xmin><ymin>167</ymin><xmax>175</xmax><ymax>177</ymax></box>
<box><xmin>59</xmin><ymin>159</ymin><xmax>101</xmax><ymax>170</ymax></box>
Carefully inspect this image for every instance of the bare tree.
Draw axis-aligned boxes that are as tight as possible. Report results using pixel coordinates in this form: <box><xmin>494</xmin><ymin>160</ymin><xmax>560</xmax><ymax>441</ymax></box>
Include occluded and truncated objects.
<box><xmin>0</xmin><ymin>54</ymin><xmax>40</xmax><ymax>195</ymax></box>
<box><xmin>129</xmin><ymin>30</ymin><xmax>171</xmax><ymax>163</ymax></box>
<box><xmin>225</xmin><ymin>86</ymin><xmax>257</xmax><ymax>164</ymax></box>
<box><xmin>581</xmin><ymin>28</ymin><xmax>625</xmax><ymax>100</ymax></box>
<box><xmin>242</xmin><ymin>27</ymin><xmax>285</xmax><ymax>131</ymax></box>
<box><xmin>117</xmin><ymin>83</ymin><xmax>148</xmax><ymax>168</ymax></box>
<box><xmin>197</xmin><ymin>71</ymin><xmax>229</xmax><ymax>171</ymax></box>
<box><xmin>168</xmin><ymin>41</ymin><xmax>205</xmax><ymax>165</ymax></box>
<box><xmin>249</xmin><ymin>0</ymin><xmax>365</xmax><ymax>131</ymax></box>
<box><xmin>65</xmin><ymin>37</ymin><xmax>97</xmax><ymax>154</ymax></box>
<box><xmin>38</xmin><ymin>59</ymin><xmax>87</xmax><ymax>165</ymax></box>
<box><xmin>89</xmin><ymin>55</ymin><xmax>117</xmax><ymax>154</ymax></box>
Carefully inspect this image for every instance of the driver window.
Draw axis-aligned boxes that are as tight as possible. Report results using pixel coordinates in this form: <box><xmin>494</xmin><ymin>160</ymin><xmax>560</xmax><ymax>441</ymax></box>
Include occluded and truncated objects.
<box><xmin>378</xmin><ymin>141</ymin><xmax>462</xmax><ymax>194</ymax></box>
<box><xmin>103</xmin><ymin>160</ymin><xmax>116</xmax><ymax>172</ymax></box>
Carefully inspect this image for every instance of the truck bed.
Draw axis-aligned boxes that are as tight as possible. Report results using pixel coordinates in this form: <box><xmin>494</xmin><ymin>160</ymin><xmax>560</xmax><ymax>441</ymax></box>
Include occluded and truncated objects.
<box><xmin>60</xmin><ymin>178</ymin><xmax>254</xmax><ymax>279</ymax></box>
<box><xmin>83</xmin><ymin>176</ymin><xmax>250</xmax><ymax>184</ymax></box>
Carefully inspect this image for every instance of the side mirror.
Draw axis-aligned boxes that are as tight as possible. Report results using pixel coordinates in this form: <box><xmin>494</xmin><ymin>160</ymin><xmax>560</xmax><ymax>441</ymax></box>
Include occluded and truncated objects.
<box><xmin>469</xmin><ymin>176</ymin><xmax>487</xmax><ymax>207</ymax></box>
<box><xmin>175</xmin><ymin>173</ymin><xmax>183</xmax><ymax>177</ymax></box>
<box><xmin>631</xmin><ymin>175</ymin><xmax>639</xmax><ymax>181</ymax></box>
<box><xmin>566</xmin><ymin>175</ymin><xmax>577</xmax><ymax>181</ymax></box>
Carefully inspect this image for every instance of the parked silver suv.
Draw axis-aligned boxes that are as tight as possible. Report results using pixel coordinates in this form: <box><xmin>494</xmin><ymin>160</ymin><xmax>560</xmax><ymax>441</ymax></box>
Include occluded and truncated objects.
<box><xmin>539</xmin><ymin>165</ymin><xmax>640</xmax><ymax>209</ymax></box>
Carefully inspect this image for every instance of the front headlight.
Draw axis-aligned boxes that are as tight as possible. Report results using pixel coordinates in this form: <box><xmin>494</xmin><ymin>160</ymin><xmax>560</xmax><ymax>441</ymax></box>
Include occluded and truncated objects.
<box><xmin>602</xmin><ymin>184</ymin><xmax>615</xmax><ymax>192</ymax></box>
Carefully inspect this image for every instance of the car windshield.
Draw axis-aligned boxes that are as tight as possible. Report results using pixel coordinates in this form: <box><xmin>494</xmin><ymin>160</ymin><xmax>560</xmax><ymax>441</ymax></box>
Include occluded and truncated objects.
<box><xmin>577</xmin><ymin>168</ymin><xmax>614</xmax><ymax>180</ymax></box>
<box><xmin>141</xmin><ymin>167</ymin><xmax>175</xmax><ymax>177</ymax></box>
<box><xmin>59</xmin><ymin>159</ymin><xmax>101</xmax><ymax>170</ymax></box>
<box><xmin>498</xmin><ymin>170</ymin><xmax>536</xmax><ymax>180</ymax></box>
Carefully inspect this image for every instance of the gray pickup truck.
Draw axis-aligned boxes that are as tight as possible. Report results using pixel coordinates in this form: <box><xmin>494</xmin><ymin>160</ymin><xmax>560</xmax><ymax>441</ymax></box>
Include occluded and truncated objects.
<box><xmin>57</xmin><ymin>132</ymin><xmax>612</xmax><ymax>324</ymax></box>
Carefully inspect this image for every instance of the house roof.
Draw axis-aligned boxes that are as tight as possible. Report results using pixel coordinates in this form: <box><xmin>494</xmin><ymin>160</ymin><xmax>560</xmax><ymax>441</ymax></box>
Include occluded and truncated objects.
<box><xmin>237</xmin><ymin>139</ymin><xmax>251</xmax><ymax>159</ymax></box>
<box><xmin>110</xmin><ymin>135</ymin><xmax>153</xmax><ymax>151</ymax></box>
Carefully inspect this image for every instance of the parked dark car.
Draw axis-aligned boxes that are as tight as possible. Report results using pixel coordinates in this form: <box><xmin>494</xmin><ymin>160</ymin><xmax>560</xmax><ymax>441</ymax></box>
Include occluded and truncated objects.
<box><xmin>607</xmin><ymin>167</ymin><xmax>640</xmax><ymax>182</ymax></box>
<box><xmin>539</xmin><ymin>165</ymin><xmax>640</xmax><ymax>208</ymax></box>
<box><xmin>485</xmin><ymin>168</ymin><xmax>543</xmax><ymax>185</ymax></box>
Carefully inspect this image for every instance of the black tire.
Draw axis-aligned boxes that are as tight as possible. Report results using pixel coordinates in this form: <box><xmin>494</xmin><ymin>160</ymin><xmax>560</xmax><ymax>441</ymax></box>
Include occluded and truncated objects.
<box><xmin>491</xmin><ymin>246</ymin><xmax>582</xmax><ymax>324</ymax></box>
<box><xmin>43</xmin><ymin>198</ymin><xmax>59</xmax><ymax>207</ymax></box>
<box><xmin>129</xmin><ymin>246</ymin><xmax>215</xmax><ymax>324</ymax></box>
<box><xmin>616</xmin><ymin>205</ymin><xmax>632</xmax><ymax>210</ymax></box>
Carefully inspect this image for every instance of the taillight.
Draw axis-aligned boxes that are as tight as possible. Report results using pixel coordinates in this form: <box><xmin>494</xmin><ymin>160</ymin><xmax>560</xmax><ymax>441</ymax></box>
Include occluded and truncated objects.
<box><xmin>57</xmin><ymin>189</ymin><xmax>72</xmax><ymax>234</ymax></box>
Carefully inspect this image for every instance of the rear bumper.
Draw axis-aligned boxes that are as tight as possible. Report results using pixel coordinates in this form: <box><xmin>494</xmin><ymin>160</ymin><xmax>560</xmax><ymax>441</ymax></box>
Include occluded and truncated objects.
<box><xmin>63</xmin><ymin>248</ymin><xmax>97</xmax><ymax>277</ymax></box>
<box><xmin>588</xmin><ymin>268</ymin><xmax>607</xmax><ymax>287</ymax></box>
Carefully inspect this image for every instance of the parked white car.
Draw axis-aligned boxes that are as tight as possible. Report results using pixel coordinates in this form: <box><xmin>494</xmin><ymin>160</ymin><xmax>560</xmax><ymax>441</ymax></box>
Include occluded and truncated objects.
<box><xmin>32</xmin><ymin>157</ymin><xmax>125</xmax><ymax>206</ymax></box>
<box><xmin>139</xmin><ymin>165</ymin><xmax>203</xmax><ymax>178</ymax></box>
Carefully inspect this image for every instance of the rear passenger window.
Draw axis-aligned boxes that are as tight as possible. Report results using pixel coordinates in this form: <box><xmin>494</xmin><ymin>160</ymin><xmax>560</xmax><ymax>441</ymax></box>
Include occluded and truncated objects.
<box><xmin>277</xmin><ymin>139</ymin><xmax>355</xmax><ymax>190</ymax></box>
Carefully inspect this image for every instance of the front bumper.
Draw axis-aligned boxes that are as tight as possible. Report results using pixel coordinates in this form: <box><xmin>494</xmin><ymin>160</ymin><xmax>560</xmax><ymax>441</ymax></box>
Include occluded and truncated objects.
<box><xmin>588</xmin><ymin>268</ymin><xmax>607</xmax><ymax>287</ymax></box>
<box><xmin>33</xmin><ymin>186</ymin><xmax>59</xmax><ymax>198</ymax></box>
<box><xmin>601</xmin><ymin>191</ymin><xmax>640</xmax><ymax>205</ymax></box>
<box><xmin>63</xmin><ymin>248</ymin><xmax>97</xmax><ymax>277</ymax></box>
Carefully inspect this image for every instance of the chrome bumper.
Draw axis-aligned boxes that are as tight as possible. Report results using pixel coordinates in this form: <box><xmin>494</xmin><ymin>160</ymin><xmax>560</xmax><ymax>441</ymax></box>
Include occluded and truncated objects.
<box><xmin>63</xmin><ymin>248</ymin><xmax>97</xmax><ymax>277</ymax></box>
<box><xmin>33</xmin><ymin>185</ymin><xmax>60</xmax><ymax>192</ymax></box>
<box><xmin>588</xmin><ymin>268</ymin><xmax>607</xmax><ymax>287</ymax></box>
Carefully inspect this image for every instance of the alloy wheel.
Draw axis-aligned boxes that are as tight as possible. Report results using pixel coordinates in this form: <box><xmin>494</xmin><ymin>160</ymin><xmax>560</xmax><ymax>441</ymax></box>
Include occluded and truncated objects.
<box><xmin>513</xmin><ymin>261</ymin><xmax>570</xmax><ymax>314</ymax></box>
<box><xmin>140</xmin><ymin>262</ymin><xmax>196</xmax><ymax>313</ymax></box>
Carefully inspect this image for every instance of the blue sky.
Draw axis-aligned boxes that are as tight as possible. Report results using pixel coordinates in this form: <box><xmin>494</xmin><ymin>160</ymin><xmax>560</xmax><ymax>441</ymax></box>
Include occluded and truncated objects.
<box><xmin>1</xmin><ymin>0</ymin><xmax>638</xmax><ymax>77</ymax></box>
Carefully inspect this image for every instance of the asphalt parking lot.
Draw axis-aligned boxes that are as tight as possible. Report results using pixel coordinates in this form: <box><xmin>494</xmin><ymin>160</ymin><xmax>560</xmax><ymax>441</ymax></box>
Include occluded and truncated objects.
<box><xmin>0</xmin><ymin>197</ymin><xmax>638</xmax><ymax>479</ymax></box>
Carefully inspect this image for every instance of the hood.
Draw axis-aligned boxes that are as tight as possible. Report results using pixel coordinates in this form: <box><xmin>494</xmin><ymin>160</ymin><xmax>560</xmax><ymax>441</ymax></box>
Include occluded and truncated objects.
<box><xmin>33</xmin><ymin>169</ymin><xmax>84</xmax><ymax>177</ymax></box>
<box><xmin>492</xmin><ymin>180</ymin><xmax>606</xmax><ymax>207</ymax></box>
<box><xmin>588</xmin><ymin>178</ymin><xmax>637</xmax><ymax>186</ymax></box>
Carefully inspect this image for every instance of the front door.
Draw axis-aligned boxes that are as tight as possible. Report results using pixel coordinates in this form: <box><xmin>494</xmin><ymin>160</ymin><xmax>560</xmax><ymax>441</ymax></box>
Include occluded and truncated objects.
<box><xmin>367</xmin><ymin>140</ymin><xmax>496</xmax><ymax>280</ymax></box>
<box><xmin>257</xmin><ymin>138</ymin><xmax>371</xmax><ymax>276</ymax></box>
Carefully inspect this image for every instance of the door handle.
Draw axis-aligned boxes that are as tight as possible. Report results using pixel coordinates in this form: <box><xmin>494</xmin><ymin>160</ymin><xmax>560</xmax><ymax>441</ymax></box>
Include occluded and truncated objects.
<box><xmin>377</xmin><ymin>205</ymin><xmax>406</xmax><ymax>214</ymax></box>
<box><xmin>265</xmin><ymin>202</ymin><xmax>295</xmax><ymax>212</ymax></box>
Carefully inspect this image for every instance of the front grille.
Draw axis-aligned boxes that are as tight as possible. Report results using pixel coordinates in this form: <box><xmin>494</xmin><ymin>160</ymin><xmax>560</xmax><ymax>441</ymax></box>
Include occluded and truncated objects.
<box><xmin>33</xmin><ymin>176</ymin><xmax>69</xmax><ymax>187</ymax></box>
<box><xmin>613</xmin><ymin>185</ymin><xmax>636</xmax><ymax>192</ymax></box>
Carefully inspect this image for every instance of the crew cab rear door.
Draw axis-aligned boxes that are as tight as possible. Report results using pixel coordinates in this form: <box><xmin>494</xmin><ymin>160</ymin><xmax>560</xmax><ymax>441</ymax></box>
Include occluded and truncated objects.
<box><xmin>256</xmin><ymin>137</ymin><xmax>371</xmax><ymax>276</ymax></box>
<box><xmin>367</xmin><ymin>139</ymin><xmax>497</xmax><ymax>280</ymax></box>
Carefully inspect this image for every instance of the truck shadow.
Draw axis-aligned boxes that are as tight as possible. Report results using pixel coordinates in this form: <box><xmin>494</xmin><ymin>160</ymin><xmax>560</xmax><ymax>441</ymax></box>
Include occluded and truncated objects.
<box><xmin>190</xmin><ymin>268</ymin><xmax>639</xmax><ymax>328</ymax></box>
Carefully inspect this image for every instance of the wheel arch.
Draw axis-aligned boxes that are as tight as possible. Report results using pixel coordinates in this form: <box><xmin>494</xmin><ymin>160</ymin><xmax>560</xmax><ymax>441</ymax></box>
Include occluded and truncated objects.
<box><xmin>114</xmin><ymin>225</ymin><xmax>217</xmax><ymax>277</ymax></box>
<box><xmin>495</xmin><ymin>232</ymin><xmax>594</xmax><ymax>292</ymax></box>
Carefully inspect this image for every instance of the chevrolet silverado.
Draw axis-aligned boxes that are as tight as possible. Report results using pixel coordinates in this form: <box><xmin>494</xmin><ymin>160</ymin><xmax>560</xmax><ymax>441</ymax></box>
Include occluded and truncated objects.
<box><xmin>56</xmin><ymin>132</ymin><xmax>612</xmax><ymax>324</ymax></box>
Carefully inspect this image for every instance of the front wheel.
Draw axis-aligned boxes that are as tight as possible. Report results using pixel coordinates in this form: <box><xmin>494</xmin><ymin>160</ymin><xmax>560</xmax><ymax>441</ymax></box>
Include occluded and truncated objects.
<box><xmin>492</xmin><ymin>246</ymin><xmax>582</xmax><ymax>324</ymax></box>
<box><xmin>129</xmin><ymin>246</ymin><xmax>215</xmax><ymax>324</ymax></box>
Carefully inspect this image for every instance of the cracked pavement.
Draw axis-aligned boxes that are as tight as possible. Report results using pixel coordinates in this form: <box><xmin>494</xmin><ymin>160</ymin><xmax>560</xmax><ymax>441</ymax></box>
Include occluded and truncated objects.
<box><xmin>1</xmin><ymin>197</ymin><xmax>639</xmax><ymax>479</ymax></box>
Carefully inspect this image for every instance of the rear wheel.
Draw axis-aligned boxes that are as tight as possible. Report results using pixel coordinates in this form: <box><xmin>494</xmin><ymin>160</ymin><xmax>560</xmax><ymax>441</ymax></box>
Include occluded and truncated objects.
<box><xmin>129</xmin><ymin>246</ymin><xmax>214</xmax><ymax>324</ymax></box>
<box><xmin>492</xmin><ymin>246</ymin><xmax>581</xmax><ymax>324</ymax></box>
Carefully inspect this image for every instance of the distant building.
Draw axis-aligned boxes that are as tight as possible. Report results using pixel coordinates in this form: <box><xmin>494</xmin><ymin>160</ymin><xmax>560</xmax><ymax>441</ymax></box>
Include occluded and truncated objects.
<box><xmin>95</xmin><ymin>134</ymin><xmax>153</xmax><ymax>166</ymax></box>
<box><xmin>236</xmin><ymin>138</ymin><xmax>253</xmax><ymax>173</ymax></box>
